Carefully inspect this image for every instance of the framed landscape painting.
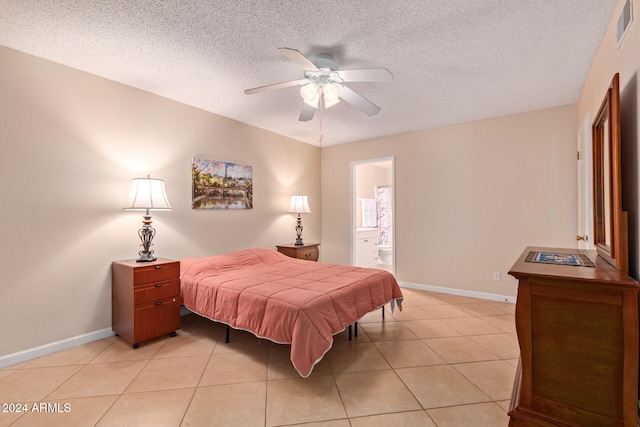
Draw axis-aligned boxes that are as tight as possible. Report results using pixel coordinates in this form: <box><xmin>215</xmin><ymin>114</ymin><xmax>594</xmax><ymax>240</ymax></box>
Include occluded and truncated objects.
<box><xmin>192</xmin><ymin>158</ymin><xmax>253</xmax><ymax>209</ymax></box>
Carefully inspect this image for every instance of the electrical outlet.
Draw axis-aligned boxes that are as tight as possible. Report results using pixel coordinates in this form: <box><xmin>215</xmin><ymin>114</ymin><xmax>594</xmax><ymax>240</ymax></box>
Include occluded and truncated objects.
<box><xmin>493</xmin><ymin>271</ymin><xmax>501</xmax><ymax>281</ymax></box>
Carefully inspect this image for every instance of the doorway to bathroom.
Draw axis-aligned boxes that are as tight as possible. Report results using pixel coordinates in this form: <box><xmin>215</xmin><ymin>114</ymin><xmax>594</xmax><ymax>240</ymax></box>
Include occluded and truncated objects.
<box><xmin>351</xmin><ymin>157</ymin><xmax>395</xmax><ymax>275</ymax></box>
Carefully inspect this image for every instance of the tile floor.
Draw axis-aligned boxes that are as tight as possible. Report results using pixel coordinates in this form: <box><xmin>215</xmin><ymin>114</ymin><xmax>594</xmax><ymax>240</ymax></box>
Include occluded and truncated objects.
<box><xmin>0</xmin><ymin>287</ymin><xmax>518</xmax><ymax>426</ymax></box>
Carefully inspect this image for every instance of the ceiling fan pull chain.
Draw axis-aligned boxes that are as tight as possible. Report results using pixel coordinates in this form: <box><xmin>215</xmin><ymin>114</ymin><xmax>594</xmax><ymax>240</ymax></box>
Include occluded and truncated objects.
<box><xmin>318</xmin><ymin>95</ymin><xmax>324</xmax><ymax>148</ymax></box>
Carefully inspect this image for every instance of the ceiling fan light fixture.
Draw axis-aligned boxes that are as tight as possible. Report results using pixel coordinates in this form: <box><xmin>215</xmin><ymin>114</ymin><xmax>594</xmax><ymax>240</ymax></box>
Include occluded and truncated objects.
<box><xmin>322</xmin><ymin>83</ymin><xmax>340</xmax><ymax>108</ymax></box>
<box><xmin>300</xmin><ymin>82</ymin><xmax>320</xmax><ymax>107</ymax></box>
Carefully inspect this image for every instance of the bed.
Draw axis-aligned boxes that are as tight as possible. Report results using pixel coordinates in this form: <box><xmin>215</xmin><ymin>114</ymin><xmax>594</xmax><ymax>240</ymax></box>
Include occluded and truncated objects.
<box><xmin>180</xmin><ymin>248</ymin><xmax>403</xmax><ymax>377</ymax></box>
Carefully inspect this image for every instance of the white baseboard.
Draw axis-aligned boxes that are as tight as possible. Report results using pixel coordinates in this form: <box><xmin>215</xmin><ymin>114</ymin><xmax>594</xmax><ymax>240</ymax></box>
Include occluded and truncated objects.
<box><xmin>399</xmin><ymin>281</ymin><xmax>516</xmax><ymax>304</ymax></box>
<box><xmin>0</xmin><ymin>328</ymin><xmax>115</xmax><ymax>369</ymax></box>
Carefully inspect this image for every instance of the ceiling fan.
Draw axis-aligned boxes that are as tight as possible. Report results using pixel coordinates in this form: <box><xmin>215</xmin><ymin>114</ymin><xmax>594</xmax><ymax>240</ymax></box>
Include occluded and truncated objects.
<box><xmin>245</xmin><ymin>48</ymin><xmax>393</xmax><ymax>122</ymax></box>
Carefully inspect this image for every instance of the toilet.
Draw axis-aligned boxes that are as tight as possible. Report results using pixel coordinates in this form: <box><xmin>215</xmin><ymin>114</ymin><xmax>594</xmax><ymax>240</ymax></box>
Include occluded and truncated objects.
<box><xmin>378</xmin><ymin>245</ymin><xmax>392</xmax><ymax>265</ymax></box>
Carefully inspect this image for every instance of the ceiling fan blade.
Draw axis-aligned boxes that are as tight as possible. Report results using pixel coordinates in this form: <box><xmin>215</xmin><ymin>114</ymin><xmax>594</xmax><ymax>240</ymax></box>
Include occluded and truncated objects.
<box><xmin>278</xmin><ymin>48</ymin><xmax>319</xmax><ymax>71</ymax></box>
<box><xmin>338</xmin><ymin>85</ymin><xmax>381</xmax><ymax>116</ymax></box>
<box><xmin>336</xmin><ymin>68</ymin><xmax>393</xmax><ymax>82</ymax></box>
<box><xmin>245</xmin><ymin>79</ymin><xmax>308</xmax><ymax>95</ymax></box>
<box><xmin>299</xmin><ymin>103</ymin><xmax>316</xmax><ymax>122</ymax></box>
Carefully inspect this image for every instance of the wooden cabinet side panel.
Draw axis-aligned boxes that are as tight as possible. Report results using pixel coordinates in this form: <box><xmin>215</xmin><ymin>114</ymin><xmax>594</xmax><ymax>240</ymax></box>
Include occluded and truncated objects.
<box><xmin>622</xmin><ymin>290</ymin><xmax>639</xmax><ymax>425</ymax></box>
<box><xmin>511</xmin><ymin>276</ymin><xmax>639</xmax><ymax>425</ymax></box>
<box><xmin>111</xmin><ymin>262</ymin><xmax>134</xmax><ymax>342</ymax></box>
<box><xmin>514</xmin><ymin>279</ymin><xmax>533</xmax><ymax>409</ymax></box>
<box><xmin>531</xmin><ymin>290</ymin><xmax>623</xmax><ymax>419</ymax></box>
<box><xmin>276</xmin><ymin>246</ymin><xmax>298</xmax><ymax>258</ymax></box>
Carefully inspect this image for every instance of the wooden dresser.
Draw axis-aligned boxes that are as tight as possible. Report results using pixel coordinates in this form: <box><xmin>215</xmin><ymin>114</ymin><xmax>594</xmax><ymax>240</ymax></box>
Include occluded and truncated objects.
<box><xmin>508</xmin><ymin>247</ymin><xmax>639</xmax><ymax>426</ymax></box>
<box><xmin>112</xmin><ymin>258</ymin><xmax>181</xmax><ymax>348</ymax></box>
<box><xmin>276</xmin><ymin>243</ymin><xmax>320</xmax><ymax>261</ymax></box>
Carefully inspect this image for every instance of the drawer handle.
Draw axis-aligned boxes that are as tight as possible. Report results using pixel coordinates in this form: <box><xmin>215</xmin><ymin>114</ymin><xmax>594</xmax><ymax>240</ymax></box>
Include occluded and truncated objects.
<box><xmin>155</xmin><ymin>301</ymin><xmax>163</xmax><ymax>306</ymax></box>
<box><xmin>155</xmin><ymin>283</ymin><xmax>164</xmax><ymax>288</ymax></box>
<box><xmin>155</xmin><ymin>265</ymin><xmax>163</xmax><ymax>269</ymax></box>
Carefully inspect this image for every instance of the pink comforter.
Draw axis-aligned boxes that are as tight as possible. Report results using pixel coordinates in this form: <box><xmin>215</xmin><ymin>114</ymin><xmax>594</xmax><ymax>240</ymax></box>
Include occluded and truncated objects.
<box><xmin>180</xmin><ymin>248</ymin><xmax>403</xmax><ymax>377</ymax></box>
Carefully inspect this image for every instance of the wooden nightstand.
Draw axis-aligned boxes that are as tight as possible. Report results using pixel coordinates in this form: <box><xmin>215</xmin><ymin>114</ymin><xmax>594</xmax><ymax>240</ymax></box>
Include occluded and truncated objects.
<box><xmin>112</xmin><ymin>258</ymin><xmax>181</xmax><ymax>348</ymax></box>
<box><xmin>276</xmin><ymin>243</ymin><xmax>320</xmax><ymax>262</ymax></box>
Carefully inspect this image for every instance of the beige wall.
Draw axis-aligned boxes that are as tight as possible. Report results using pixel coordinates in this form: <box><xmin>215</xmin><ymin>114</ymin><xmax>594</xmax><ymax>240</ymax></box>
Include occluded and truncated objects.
<box><xmin>321</xmin><ymin>104</ymin><xmax>579</xmax><ymax>297</ymax></box>
<box><xmin>0</xmin><ymin>47</ymin><xmax>320</xmax><ymax>358</ymax></box>
<box><xmin>578</xmin><ymin>0</ymin><xmax>640</xmax><ymax>279</ymax></box>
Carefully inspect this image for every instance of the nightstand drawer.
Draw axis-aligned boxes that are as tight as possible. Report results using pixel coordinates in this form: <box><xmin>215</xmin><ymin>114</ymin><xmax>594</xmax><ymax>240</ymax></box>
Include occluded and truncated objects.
<box><xmin>133</xmin><ymin>296</ymin><xmax>181</xmax><ymax>343</ymax></box>
<box><xmin>276</xmin><ymin>243</ymin><xmax>320</xmax><ymax>262</ymax></box>
<box><xmin>297</xmin><ymin>248</ymin><xmax>317</xmax><ymax>261</ymax></box>
<box><xmin>133</xmin><ymin>262</ymin><xmax>179</xmax><ymax>285</ymax></box>
<box><xmin>134</xmin><ymin>279</ymin><xmax>180</xmax><ymax>305</ymax></box>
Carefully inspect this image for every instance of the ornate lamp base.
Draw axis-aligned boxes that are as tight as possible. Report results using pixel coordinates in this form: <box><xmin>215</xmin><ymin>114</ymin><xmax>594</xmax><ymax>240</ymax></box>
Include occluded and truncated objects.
<box><xmin>294</xmin><ymin>213</ymin><xmax>304</xmax><ymax>246</ymax></box>
<box><xmin>136</xmin><ymin>214</ymin><xmax>157</xmax><ymax>262</ymax></box>
<box><xmin>136</xmin><ymin>251</ymin><xmax>157</xmax><ymax>262</ymax></box>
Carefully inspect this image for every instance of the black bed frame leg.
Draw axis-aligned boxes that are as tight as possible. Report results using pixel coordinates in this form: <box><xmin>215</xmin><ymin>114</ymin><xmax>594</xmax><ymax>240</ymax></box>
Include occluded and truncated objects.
<box><xmin>225</xmin><ymin>325</ymin><xmax>230</xmax><ymax>343</ymax></box>
<box><xmin>382</xmin><ymin>305</ymin><xmax>385</xmax><ymax>319</ymax></box>
<box><xmin>348</xmin><ymin>322</ymin><xmax>359</xmax><ymax>341</ymax></box>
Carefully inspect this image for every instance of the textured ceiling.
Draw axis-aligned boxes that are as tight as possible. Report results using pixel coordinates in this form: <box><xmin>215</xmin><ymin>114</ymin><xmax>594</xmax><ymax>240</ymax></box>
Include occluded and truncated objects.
<box><xmin>0</xmin><ymin>1</ymin><xmax>618</xmax><ymax>146</ymax></box>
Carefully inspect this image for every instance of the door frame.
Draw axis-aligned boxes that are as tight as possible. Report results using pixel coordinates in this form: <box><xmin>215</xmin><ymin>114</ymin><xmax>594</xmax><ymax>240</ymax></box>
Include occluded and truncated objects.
<box><xmin>577</xmin><ymin>113</ymin><xmax>592</xmax><ymax>249</ymax></box>
<box><xmin>350</xmin><ymin>156</ymin><xmax>396</xmax><ymax>275</ymax></box>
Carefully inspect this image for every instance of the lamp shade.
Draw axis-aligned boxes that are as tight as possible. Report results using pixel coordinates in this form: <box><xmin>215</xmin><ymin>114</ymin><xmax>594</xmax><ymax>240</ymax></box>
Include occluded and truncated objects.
<box><xmin>123</xmin><ymin>175</ymin><xmax>172</xmax><ymax>210</ymax></box>
<box><xmin>288</xmin><ymin>195</ymin><xmax>311</xmax><ymax>214</ymax></box>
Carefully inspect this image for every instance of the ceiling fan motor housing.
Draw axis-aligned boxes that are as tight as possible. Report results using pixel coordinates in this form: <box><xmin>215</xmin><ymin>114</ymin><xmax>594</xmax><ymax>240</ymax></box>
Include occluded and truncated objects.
<box><xmin>306</xmin><ymin>54</ymin><xmax>341</xmax><ymax>85</ymax></box>
<box><xmin>311</xmin><ymin>53</ymin><xmax>336</xmax><ymax>71</ymax></box>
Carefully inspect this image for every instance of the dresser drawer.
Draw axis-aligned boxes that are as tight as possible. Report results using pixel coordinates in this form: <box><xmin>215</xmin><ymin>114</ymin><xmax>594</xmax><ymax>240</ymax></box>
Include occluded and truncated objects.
<box><xmin>133</xmin><ymin>262</ymin><xmax>179</xmax><ymax>285</ymax></box>
<box><xmin>134</xmin><ymin>279</ymin><xmax>180</xmax><ymax>305</ymax></box>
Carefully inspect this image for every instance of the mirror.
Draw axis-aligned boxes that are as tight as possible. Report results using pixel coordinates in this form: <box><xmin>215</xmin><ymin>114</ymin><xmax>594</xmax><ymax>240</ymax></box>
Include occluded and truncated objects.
<box><xmin>592</xmin><ymin>73</ymin><xmax>628</xmax><ymax>273</ymax></box>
